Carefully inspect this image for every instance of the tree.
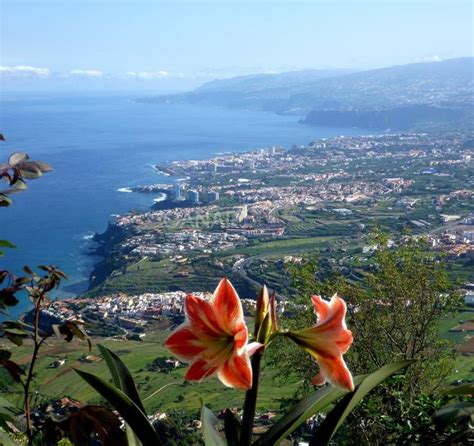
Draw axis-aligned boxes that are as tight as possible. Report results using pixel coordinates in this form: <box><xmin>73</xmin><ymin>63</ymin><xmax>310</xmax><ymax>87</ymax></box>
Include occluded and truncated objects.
<box><xmin>268</xmin><ymin>231</ymin><xmax>461</xmax><ymax>443</ymax></box>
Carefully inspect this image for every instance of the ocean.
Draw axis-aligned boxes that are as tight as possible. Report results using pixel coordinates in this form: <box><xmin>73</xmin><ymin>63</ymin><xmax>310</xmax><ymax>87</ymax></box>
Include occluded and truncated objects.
<box><xmin>0</xmin><ymin>92</ymin><xmax>364</xmax><ymax>317</ymax></box>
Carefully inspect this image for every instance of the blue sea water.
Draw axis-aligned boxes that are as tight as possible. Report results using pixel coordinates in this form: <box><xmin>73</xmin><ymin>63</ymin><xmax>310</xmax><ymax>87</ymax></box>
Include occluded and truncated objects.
<box><xmin>0</xmin><ymin>92</ymin><xmax>364</xmax><ymax>317</ymax></box>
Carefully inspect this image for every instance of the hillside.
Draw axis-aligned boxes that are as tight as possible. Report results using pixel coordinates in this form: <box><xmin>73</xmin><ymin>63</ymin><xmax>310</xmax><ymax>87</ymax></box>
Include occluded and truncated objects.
<box><xmin>143</xmin><ymin>58</ymin><xmax>474</xmax><ymax>130</ymax></box>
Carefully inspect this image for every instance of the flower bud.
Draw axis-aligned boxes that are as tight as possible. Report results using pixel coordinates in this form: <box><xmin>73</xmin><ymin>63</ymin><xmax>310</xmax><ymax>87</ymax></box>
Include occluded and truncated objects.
<box><xmin>254</xmin><ymin>285</ymin><xmax>269</xmax><ymax>337</ymax></box>
<box><xmin>255</xmin><ymin>288</ymin><xmax>278</xmax><ymax>344</ymax></box>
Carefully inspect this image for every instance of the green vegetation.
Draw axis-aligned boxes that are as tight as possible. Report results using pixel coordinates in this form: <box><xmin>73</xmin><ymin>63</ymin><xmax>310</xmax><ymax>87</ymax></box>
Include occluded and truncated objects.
<box><xmin>89</xmin><ymin>256</ymin><xmax>254</xmax><ymax>297</ymax></box>
<box><xmin>0</xmin><ymin>331</ymin><xmax>300</xmax><ymax>417</ymax></box>
<box><xmin>267</xmin><ymin>236</ymin><xmax>473</xmax><ymax>444</ymax></box>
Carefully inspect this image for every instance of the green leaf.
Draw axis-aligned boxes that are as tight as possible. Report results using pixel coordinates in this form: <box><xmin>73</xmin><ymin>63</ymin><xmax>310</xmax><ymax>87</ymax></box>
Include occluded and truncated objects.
<box><xmin>11</xmin><ymin>178</ymin><xmax>27</xmax><ymax>190</ymax></box>
<box><xmin>97</xmin><ymin>344</ymin><xmax>146</xmax><ymax>413</ymax></box>
<box><xmin>0</xmin><ymin>290</ymin><xmax>18</xmax><ymax>308</ymax></box>
<box><xmin>0</xmin><ymin>395</ymin><xmax>17</xmax><ymax>433</ymax></box>
<box><xmin>254</xmin><ymin>375</ymin><xmax>366</xmax><ymax>446</ymax></box>
<box><xmin>0</xmin><ymin>359</ymin><xmax>25</xmax><ymax>382</ymax></box>
<box><xmin>224</xmin><ymin>409</ymin><xmax>241</xmax><ymax>446</ymax></box>
<box><xmin>13</xmin><ymin>277</ymin><xmax>30</xmax><ymax>286</ymax></box>
<box><xmin>23</xmin><ymin>266</ymin><xmax>33</xmax><ymax>275</ymax></box>
<box><xmin>0</xmin><ymin>350</ymin><xmax>11</xmax><ymax>360</ymax></box>
<box><xmin>5</xmin><ymin>334</ymin><xmax>24</xmax><ymax>346</ymax></box>
<box><xmin>97</xmin><ymin>344</ymin><xmax>144</xmax><ymax>446</ymax></box>
<box><xmin>53</xmin><ymin>321</ymin><xmax>91</xmax><ymax>350</ymax></box>
<box><xmin>433</xmin><ymin>401</ymin><xmax>474</xmax><ymax>430</ymax></box>
<box><xmin>0</xmin><ymin>195</ymin><xmax>12</xmax><ymax>207</ymax></box>
<box><xmin>126</xmin><ymin>427</ymin><xmax>141</xmax><ymax>446</ymax></box>
<box><xmin>34</xmin><ymin>161</ymin><xmax>53</xmax><ymax>173</ymax></box>
<box><xmin>201</xmin><ymin>405</ymin><xmax>227</xmax><ymax>446</ymax></box>
<box><xmin>3</xmin><ymin>328</ymin><xmax>28</xmax><ymax>336</ymax></box>
<box><xmin>311</xmin><ymin>360</ymin><xmax>415</xmax><ymax>446</ymax></box>
<box><xmin>0</xmin><ymin>240</ymin><xmax>15</xmax><ymax>257</ymax></box>
<box><xmin>16</xmin><ymin>161</ymin><xmax>43</xmax><ymax>179</ymax></box>
<box><xmin>0</xmin><ymin>430</ymin><xmax>17</xmax><ymax>446</ymax></box>
<box><xmin>74</xmin><ymin>368</ymin><xmax>161</xmax><ymax>446</ymax></box>
<box><xmin>444</xmin><ymin>384</ymin><xmax>474</xmax><ymax>396</ymax></box>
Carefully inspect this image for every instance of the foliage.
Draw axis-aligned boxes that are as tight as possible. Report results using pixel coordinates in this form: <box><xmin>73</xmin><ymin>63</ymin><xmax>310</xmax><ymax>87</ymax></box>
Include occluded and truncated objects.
<box><xmin>281</xmin><ymin>234</ymin><xmax>459</xmax><ymax>383</ymax></box>
<box><xmin>43</xmin><ymin>405</ymin><xmax>125</xmax><ymax>446</ymax></box>
<box><xmin>0</xmin><ymin>135</ymin><xmax>52</xmax><ymax>208</ymax></box>
<box><xmin>431</xmin><ymin>385</ymin><xmax>474</xmax><ymax>445</ymax></box>
<box><xmin>75</xmin><ymin>344</ymin><xmax>162</xmax><ymax>445</ymax></box>
<box><xmin>268</xmin><ymin>231</ymin><xmax>463</xmax><ymax>444</ymax></box>
<box><xmin>0</xmin><ymin>240</ymin><xmax>15</xmax><ymax>258</ymax></box>
<box><xmin>76</xmin><ymin>285</ymin><xmax>416</xmax><ymax>446</ymax></box>
<box><xmin>0</xmin><ymin>139</ymin><xmax>91</xmax><ymax>445</ymax></box>
<box><xmin>336</xmin><ymin>381</ymin><xmax>474</xmax><ymax>445</ymax></box>
<box><xmin>1</xmin><ymin>134</ymin><xmax>465</xmax><ymax>445</ymax></box>
<box><xmin>351</xmin><ymin>232</ymin><xmax>460</xmax><ymax>387</ymax></box>
<box><xmin>154</xmin><ymin>409</ymin><xmax>204</xmax><ymax>445</ymax></box>
<box><xmin>0</xmin><ymin>265</ymin><xmax>91</xmax><ymax>445</ymax></box>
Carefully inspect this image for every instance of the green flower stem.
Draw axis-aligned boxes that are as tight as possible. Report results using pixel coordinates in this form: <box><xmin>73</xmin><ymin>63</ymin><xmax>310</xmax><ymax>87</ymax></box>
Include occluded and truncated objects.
<box><xmin>240</xmin><ymin>350</ymin><xmax>263</xmax><ymax>446</ymax></box>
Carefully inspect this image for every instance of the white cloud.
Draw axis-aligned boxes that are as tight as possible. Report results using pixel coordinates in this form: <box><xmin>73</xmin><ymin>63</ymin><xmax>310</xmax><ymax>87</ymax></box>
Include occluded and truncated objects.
<box><xmin>413</xmin><ymin>55</ymin><xmax>443</xmax><ymax>63</ymax></box>
<box><xmin>0</xmin><ymin>65</ymin><xmax>50</xmax><ymax>78</ymax></box>
<box><xmin>126</xmin><ymin>70</ymin><xmax>171</xmax><ymax>80</ymax></box>
<box><xmin>69</xmin><ymin>69</ymin><xmax>104</xmax><ymax>77</ymax></box>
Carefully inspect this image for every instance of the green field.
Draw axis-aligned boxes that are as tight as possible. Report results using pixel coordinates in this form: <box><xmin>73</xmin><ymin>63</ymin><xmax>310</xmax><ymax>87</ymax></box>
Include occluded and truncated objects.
<box><xmin>89</xmin><ymin>256</ymin><xmax>255</xmax><ymax>297</ymax></box>
<box><xmin>1</xmin><ymin>304</ymin><xmax>471</xmax><ymax>420</ymax></box>
<box><xmin>438</xmin><ymin>306</ymin><xmax>474</xmax><ymax>382</ymax></box>
<box><xmin>227</xmin><ymin>236</ymin><xmax>342</xmax><ymax>257</ymax></box>
<box><xmin>0</xmin><ymin>331</ymin><xmax>300</xmax><ymax>416</ymax></box>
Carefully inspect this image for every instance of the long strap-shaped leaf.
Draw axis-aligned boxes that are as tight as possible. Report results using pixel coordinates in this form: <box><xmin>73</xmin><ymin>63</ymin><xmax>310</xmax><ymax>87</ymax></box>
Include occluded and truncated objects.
<box><xmin>75</xmin><ymin>369</ymin><xmax>161</xmax><ymax>446</ymax></box>
<box><xmin>201</xmin><ymin>405</ymin><xmax>228</xmax><ymax>446</ymax></box>
<box><xmin>98</xmin><ymin>344</ymin><xmax>146</xmax><ymax>413</ymax></box>
<box><xmin>253</xmin><ymin>375</ymin><xmax>366</xmax><ymax>446</ymax></box>
<box><xmin>97</xmin><ymin>344</ymin><xmax>145</xmax><ymax>445</ymax></box>
<box><xmin>310</xmin><ymin>359</ymin><xmax>415</xmax><ymax>446</ymax></box>
<box><xmin>0</xmin><ymin>430</ymin><xmax>17</xmax><ymax>446</ymax></box>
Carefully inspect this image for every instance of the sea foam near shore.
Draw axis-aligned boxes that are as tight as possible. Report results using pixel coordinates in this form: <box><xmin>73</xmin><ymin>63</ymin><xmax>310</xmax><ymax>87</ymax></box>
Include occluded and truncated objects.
<box><xmin>153</xmin><ymin>193</ymin><xmax>167</xmax><ymax>203</ymax></box>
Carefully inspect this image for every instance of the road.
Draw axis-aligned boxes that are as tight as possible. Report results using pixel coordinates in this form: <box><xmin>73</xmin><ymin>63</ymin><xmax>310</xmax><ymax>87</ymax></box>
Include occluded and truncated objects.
<box><xmin>232</xmin><ymin>256</ymin><xmax>288</xmax><ymax>301</ymax></box>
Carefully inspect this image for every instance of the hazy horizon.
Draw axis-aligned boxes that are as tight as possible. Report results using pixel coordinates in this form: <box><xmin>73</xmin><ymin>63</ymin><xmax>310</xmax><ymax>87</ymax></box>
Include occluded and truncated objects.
<box><xmin>1</xmin><ymin>0</ymin><xmax>472</xmax><ymax>92</ymax></box>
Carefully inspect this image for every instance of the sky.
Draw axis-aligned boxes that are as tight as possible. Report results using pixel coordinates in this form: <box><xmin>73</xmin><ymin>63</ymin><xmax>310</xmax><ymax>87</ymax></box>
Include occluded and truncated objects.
<box><xmin>1</xmin><ymin>0</ymin><xmax>473</xmax><ymax>91</ymax></box>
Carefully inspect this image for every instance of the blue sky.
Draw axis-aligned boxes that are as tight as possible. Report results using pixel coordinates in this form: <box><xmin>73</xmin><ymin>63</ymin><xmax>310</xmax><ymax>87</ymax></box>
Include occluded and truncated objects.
<box><xmin>1</xmin><ymin>0</ymin><xmax>472</xmax><ymax>91</ymax></box>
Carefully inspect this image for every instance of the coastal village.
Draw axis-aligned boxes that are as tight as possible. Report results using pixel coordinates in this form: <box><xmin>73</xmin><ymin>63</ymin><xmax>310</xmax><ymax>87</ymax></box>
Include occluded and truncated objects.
<box><xmin>4</xmin><ymin>132</ymin><xmax>474</xmax><ymax>444</ymax></box>
<box><xmin>111</xmin><ymin>134</ymin><xmax>473</xmax><ymax>254</ymax></box>
<box><xmin>40</xmin><ymin>132</ymin><xmax>474</xmax><ymax>357</ymax></box>
<box><xmin>2</xmin><ymin>2</ymin><xmax>473</xmax><ymax>443</ymax></box>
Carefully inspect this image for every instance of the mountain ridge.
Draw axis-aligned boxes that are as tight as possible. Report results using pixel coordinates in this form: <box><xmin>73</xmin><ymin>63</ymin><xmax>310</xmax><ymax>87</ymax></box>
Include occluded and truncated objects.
<box><xmin>141</xmin><ymin>57</ymin><xmax>474</xmax><ymax>130</ymax></box>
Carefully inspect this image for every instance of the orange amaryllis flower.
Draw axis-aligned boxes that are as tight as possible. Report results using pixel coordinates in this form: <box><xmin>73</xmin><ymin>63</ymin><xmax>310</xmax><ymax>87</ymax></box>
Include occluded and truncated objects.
<box><xmin>287</xmin><ymin>294</ymin><xmax>354</xmax><ymax>391</ymax></box>
<box><xmin>164</xmin><ymin>278</ymin><xmax>254</xmax><ymax>390</ymax></box>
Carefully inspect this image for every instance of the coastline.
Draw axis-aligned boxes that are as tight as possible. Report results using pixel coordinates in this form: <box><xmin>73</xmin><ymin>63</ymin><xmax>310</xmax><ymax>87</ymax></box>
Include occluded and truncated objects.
<box><xmin>40</xmin><ymin>130</ymin><xmax>474</xmax><ymax>307</ymax></box>
<box><xmin>1</xmin><ymin>93</ymin><xmax>373</xmax><ymax>319</ymax></box>
<box><xmin>86</xmin><ymin>191</ymin><xmax>210</xmax><ymax>293</ymax></box>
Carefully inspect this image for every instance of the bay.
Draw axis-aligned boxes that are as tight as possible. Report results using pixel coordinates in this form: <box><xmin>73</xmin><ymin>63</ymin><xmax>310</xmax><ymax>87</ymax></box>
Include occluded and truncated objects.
<box><xmin>0</xmin><ymin>91</ymin><xmax>364</xmax><ymax>317</ymax></box>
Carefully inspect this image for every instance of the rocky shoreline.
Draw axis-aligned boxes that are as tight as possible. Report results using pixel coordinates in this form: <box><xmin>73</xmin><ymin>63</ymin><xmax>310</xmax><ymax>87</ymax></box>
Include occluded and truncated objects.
<box><xmin>86</xmin><ymin>196</ymin><xmax>207</xmax><ymax>292</ymax></box>
<box><xmin>88</xmin><ymin>222</ymin><xmax>129</xmax><ymax>290</ymax></box>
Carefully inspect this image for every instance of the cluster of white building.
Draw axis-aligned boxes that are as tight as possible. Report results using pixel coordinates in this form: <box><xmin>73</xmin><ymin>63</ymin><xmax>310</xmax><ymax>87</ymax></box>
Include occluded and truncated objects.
<box><xmin>130</xmin><ymin>230</ymin><xmax>247</xmax><ymax>256</ymax></box>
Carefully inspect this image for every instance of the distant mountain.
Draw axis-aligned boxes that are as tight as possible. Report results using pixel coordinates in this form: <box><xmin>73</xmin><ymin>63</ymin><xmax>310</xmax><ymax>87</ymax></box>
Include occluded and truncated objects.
<box><xmin>302</xmin><ymin>105</ymin><xmax>469</xmax><ymax>131</ymax></box>
<box><xmin>142</xmin><ymin>58</ymin><xmax>474</xmax><ymax>130</ymax></box>
<box><xmin>142</xmin><ymin>68</ymin><xmax>356</xmax><ymax>113</ymax></box>
<box><xmin>194</xmin><ymin>68</ymin><xmax>355</xmax><ymax>93</ymax></box>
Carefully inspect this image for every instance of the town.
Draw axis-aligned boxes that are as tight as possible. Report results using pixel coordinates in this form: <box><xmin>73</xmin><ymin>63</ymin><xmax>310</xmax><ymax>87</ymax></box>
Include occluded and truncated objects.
<box><xmin>11</xmin><ymin>131</ymin><xmax>474</xmax><ymax>446</ymax></box>
<box><xmin>46</xmin><ymin>131</ymin><xmax>474</xmax><ymax>356</ymax></box>
<box><xmin>91</xmin><ymin>132</ymin><xmax>473</xmax><ymax>297</ymax></box>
